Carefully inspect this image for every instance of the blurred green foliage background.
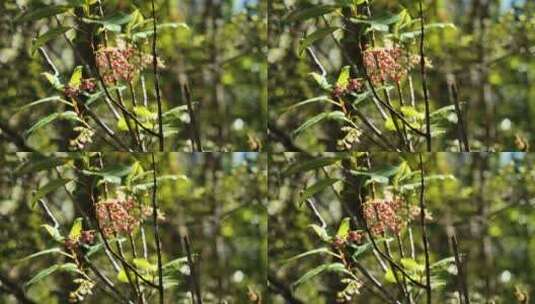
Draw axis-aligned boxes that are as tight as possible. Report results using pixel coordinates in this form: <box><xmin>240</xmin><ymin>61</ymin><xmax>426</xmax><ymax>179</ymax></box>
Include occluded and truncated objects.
<box><xmin>0</xmin><ymin>152</ymin><xmax>267</xmax><ymax>303</ymax></box>
<box><xmin>269</xmin><ymin>152</ymin><xmax>534</xmax><ymax>303</ymax></box>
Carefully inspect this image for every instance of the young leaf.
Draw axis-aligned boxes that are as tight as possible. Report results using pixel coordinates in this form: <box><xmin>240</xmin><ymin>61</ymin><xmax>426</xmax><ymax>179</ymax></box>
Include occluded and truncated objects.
<box><xmin>292</xmin><ymin>263</ymin><xmax>350</xmax><ymax>289</ymax></box>
<box><xmin>82</xmin><ymin>164</ymin><xmax>133</xmax><ymax>184</ymax></box>
<box><xmin>68</xmin><ymin>218</ymin><xmax>83</xmax><ymax>240</ymax></box>
<box><xmin>68</xmin><ymin>66</ymin><xmax>83</xmax><ymax>88</ymax></box>
<box><xmin>30</xmin><ymin>179</ymin><xmax>71</xmax><ymax>208</ymax></box>
<box><xmin>309</xmin><ymin>72</ymin><xmax>331</xmax><ymax>90</ymax></box>
<box><xmin>336</xmin><ymin>66</ymin><xmax>351</xmax><ymax>87</ymax></box>
<box><xmin>336</xmin><ymin>217</ymin><xmax>351</xmax><ymax>238</ymax></box>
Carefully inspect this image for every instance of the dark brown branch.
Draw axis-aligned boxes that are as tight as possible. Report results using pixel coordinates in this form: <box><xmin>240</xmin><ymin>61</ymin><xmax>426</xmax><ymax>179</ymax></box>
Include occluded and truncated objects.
<box><xmin>418</xmin><ymin>154</ymin><xmax>432</xmax><ymax>303</ymax></box>
<box><xmin>267</xmin><ymin>273</ymin><xmax>305</xmax><ymax>304</ymax></box>
<box><xmin>0</xmin><ymin>120</ymin><xmax>36</xmax><ymax>152</ymax></box>
<box><xmin>447</xmin><ymin>76</ymin><xmax>470</xmax><ymax>152</ymax></box>
<box><xmin>451</xmin><ymin>233</ymin><xmax>470</xmax><ymax>304</ymax></box>
<box><xmin>419</xmin><ymin>1</ymin><xmax>432</xmax><ymax>151</ymax></box>
<box><xmin>182</xmin><ymin>83</ymin><xmax>203</xmax><ymax>151</ymax></box>
<box><xmin>151</xmin><ymin>153</ymin><xmax>164</xmax><ymax>304</ymax></box>
<box><xmin>184</xmin><ymin>235</ymin><xmax>203</xmax><ymax>304</ymax></box>
<box><xmin>0</xmin><ymin>273</ymin><xmax>36</xmax><ymax>304</ymax></box>
<box><xmin>151</xmin><ymin>0</ymin><xmax>164</xmax><ymax>151</ymax></box>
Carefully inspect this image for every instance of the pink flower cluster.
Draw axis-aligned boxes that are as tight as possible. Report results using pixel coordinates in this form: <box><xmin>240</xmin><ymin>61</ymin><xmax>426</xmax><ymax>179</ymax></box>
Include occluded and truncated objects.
<box><xmin>96</xmin><ymin>197</ymin><xmax>141</xmax><ymax>237</ymax></box>
<box><xmin>95</xmin><ymin>43</ymin><xmax>159</xmax><ymax>85</ymax></box>
<box><xmin>363</xmin><ymin>46</ymin><xmax>410</xmax><ymax>85</ymax></box>
<box><xmin>363</xmin><ymin>197</ymin><xmax>405</xmax><ymax>236</ymax></box>
<box><xmin>96</xmin><ymin>46</ymin><xmax>137</xmax><ymax>84</ymax></box>
<box><xmin>63</xmin><ymin>78</ymin><xmax>96</xmax><ymax>98</ymax></box>
<box><xmin>331</xmin><ymin>78</ymin><xmax>364</xmax><ymax>99</ymax></box>
<box><xmin>64</xmin><ymin>230</ymin><xmax>95</xmax><ymax>251</ymax></box>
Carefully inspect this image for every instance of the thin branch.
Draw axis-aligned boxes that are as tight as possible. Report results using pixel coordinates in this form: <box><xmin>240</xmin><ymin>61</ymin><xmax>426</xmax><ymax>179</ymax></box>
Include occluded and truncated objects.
<box><xmin>184</xmin><ymin>235</ymin><xmax>203</xmax><ymax>304</ymax></box>
<box><xmin>418</xmin><ymin>154</ymin><xmax>432</xmax><ymax>303</ymax></box>
<box><xmin>447</xmin><ymin>75</ymin><xmax>470</xmax><ymax>152</ymax></box>
<box><xmin>151</xmin><ymin>153</ymin><xmax>164</xmax><ymax>304</ymax></box>
<box><xmin>182</xmin><ymin>83</ymin><xmax>203</xmax><ymax>151</ymax></box>
<box><xmin>451</xmin><ymin>233</ymin><xmax>470</xmax><ymax>304</ymax></box>
<box><xmin>151</xmin><ymin>0</ymin><xmax>164</xmax><ymax>151</ymax></box>
<box><xmin>419</xmin><ymin>1</ymin><xmax>432</xmax><ymax>151</ymax></box>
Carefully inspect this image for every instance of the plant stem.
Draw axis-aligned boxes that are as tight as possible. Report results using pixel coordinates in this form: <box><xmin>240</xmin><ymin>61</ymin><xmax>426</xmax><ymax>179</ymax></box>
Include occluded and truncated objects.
<box><xmin>419</xmin><ymin>154</ymin><xmax>432</xmax><ymax>304</ymax></box>
<box><xmin>151</xmin><ymin>153</ymin><xmax>164</xmax><ymax>304</ymax></box>
<box><xmin>419</xmin><ymin>1</ymin><xmax>432</xmax><ymax>151</ymax></box>
<box><xmin>151</xmin><ymin>0</ymin><xmax>164</xmax><ymax>151</ymax></box>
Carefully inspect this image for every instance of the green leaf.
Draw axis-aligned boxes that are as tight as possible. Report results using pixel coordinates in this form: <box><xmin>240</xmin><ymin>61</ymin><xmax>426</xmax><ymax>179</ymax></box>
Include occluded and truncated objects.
<box><xmin>117</xmin><ymin>269</ymin><xmax>130</xmax><ymax>283</ymax></box>
<box><xmin>399</xmin><ymin>22</ymin><xmax>456</xmax><ymax>41</ymax></box>
<box><xmin>350</xmin><ymin>12</ymin><xmax>403</xmax><ymax>32</ymax></box>
<box><xmin>134</xmin><ymin>106</ymin><xmax>156</xmax><ymax>119</ymax></box>
<box><xmin>299</xmin><ymin>27</ymin><xmax>339</xmax><ymax>55</ymax></box>
<box><xmin>17</xmin><ymin>96</ymin><xmax>71</xmax><ymax>113</ymax></box>
<box><xmin>31</xmin><ymin>27</ymin><xmax>71</xmax><ymax>55</ymax></box>
<box><xmin>299</xmin><ymin>178</ymin><xmax>339</xmax><ymax>203</ymax></box>
<box><xmin>41</xmin><ymin>224</ymin><xmax>64</xmax><ymax>242</ymax></box>
<box><xmin>132</xmin><ymin>22</ymin><xmax>189</xmax><ymax>41</ymax></box>
<box><xmin>292</xmin><ymin>263</ymin><xmax>350</xmax><ymax>289</ymax></box>
<box><xmin>82</xmin><ymin>164</ymin><xmax>133</xmax><ymax>184</ymax></box>
<box><xmin>68</xmin><ymin>218</ymin><xmax>83</xmax><ymax>240</ymax></box>
<box><xmin>25</xmin><ymin>111</ymin><xmax>82</xmax><ymax>138</ymax></box>
<box><xmin>131</xmin><ymin>174</ymin><xmax>188</xmax><ymax>192</ymax></box>
<box><xmin>336</xmin><ymin>66</ymin><xmax>351</xmax><ymax>87</ymax></box>
<box><xmin>69</xmin><ymin>66</ymin><xmax>83</xmax><ymax>88</ymax></box>
<box><xmin>384</xmin><ymin>268</ymin><xmax>396</xmax><ymax>283</ymax></box>
<box><xmin>283</xmin><ymin>155</ymin><xmax>347</xmax><ymax>176</ymax></box>
<box><xmin>25</xmin><ymin>263</ymin><xmax>79</xmax><ymax>288</ymax></box>
<box><xmin>42</xmin><ymin>72</ymin><xmax>64</xmax><ymax>91</ymax></box>
<box><xmin>82</xmin><ymin>12</ymin><xmax>134</xmax><ymax>32</ymax></box>
<box><xmin>336</xmin><ymin>217</ymin><xmax>351</xmax><ymax>238</ymax></box>
<box><xmin>16</xmin><ymin>157</ymin><xmax>68</xmax><ymax>176</ymax></box>
<box><xmin>285</xmin><ymin>96</ymin><xmax>336</xmax><ymax>112</ymax></box>
<box><xmin>350</xmin><ymin>241</ymin><xmax>373</xmax><ymax>259</ymax></box>
<box><xmin>18</xmin><ymin>248</ymin><xmax>65</xmax><ymax>263</ymax></box>
<box><xmin>286</xmin><ymin>5</ymin><xmax>340</xmax><ymax>22</ymax></box>
<box><xmin>401</xmin><ymin>258</ymin><xmax>425</xmax><ymax>273</ymax></box>
<box><xmin>30</xmin><ymin>179</ymin><xmax>71</xmax><ymax>208</ymax></box>
<box><xmin>350</xmin><ymin>164</ymin><xmax>402</xmax><ymax>185</ymax></box>
<box><xmin>293</xmin><ymin>111</ymin><xmax>347</xmax><ymax>137</ymax></box>
<box><xmin>133</xmin><ymin>258</ymin><xmax>157</xmax><ymax>272</ymax></box>
<box><xmin>431</xmin><ymin>257</ymin><xmax>455</xmax><ymax>269</ymax></box>
<box><xmin>309</xmin><ymin>72</ymin><xmax>331</xmax><ymax>90</ymax></box>
<box><xmin>284</xmin><ymin>247</ymin><xmax>339</xmax><ymax>264</ymax></box>
<box><xmin>309</xmin><ymin>224</ymin><xmax>331</xmax><ymax>242</ymax></box>
<box><xmin>16</xmin><ymin>5</ymin><xmax>71</xmax><ymax>23</ymax></box>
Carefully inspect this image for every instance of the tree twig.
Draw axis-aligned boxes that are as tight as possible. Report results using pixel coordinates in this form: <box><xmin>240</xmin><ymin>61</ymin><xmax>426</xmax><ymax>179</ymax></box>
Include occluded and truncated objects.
<box><xmin>184</xmin><ymin>235</ymin><xmax>203</xmax><ymax>304</ymax></box>
<box><xmin>419</xmin><ymin>154</ymin><xmax>432</xmax><ymax>303</ymax></box>
<box><xmin>451</xmin><ymin>233</ymin><xmax>470</xmax><ymax>304</ymax></box>
<box><xmin>151</xmin><ymin>153</ymin><xmax>164</xmax><ymax>304</ymax></box>
<box><xmin>151</xmin><ymin>0</ymin><xmax>164</xmax><ymax>151</ymax></box>
<box><xmin>419</xmin><ymin>1</ymin><xmax>432</xmax><ymax>151</ymax></box>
